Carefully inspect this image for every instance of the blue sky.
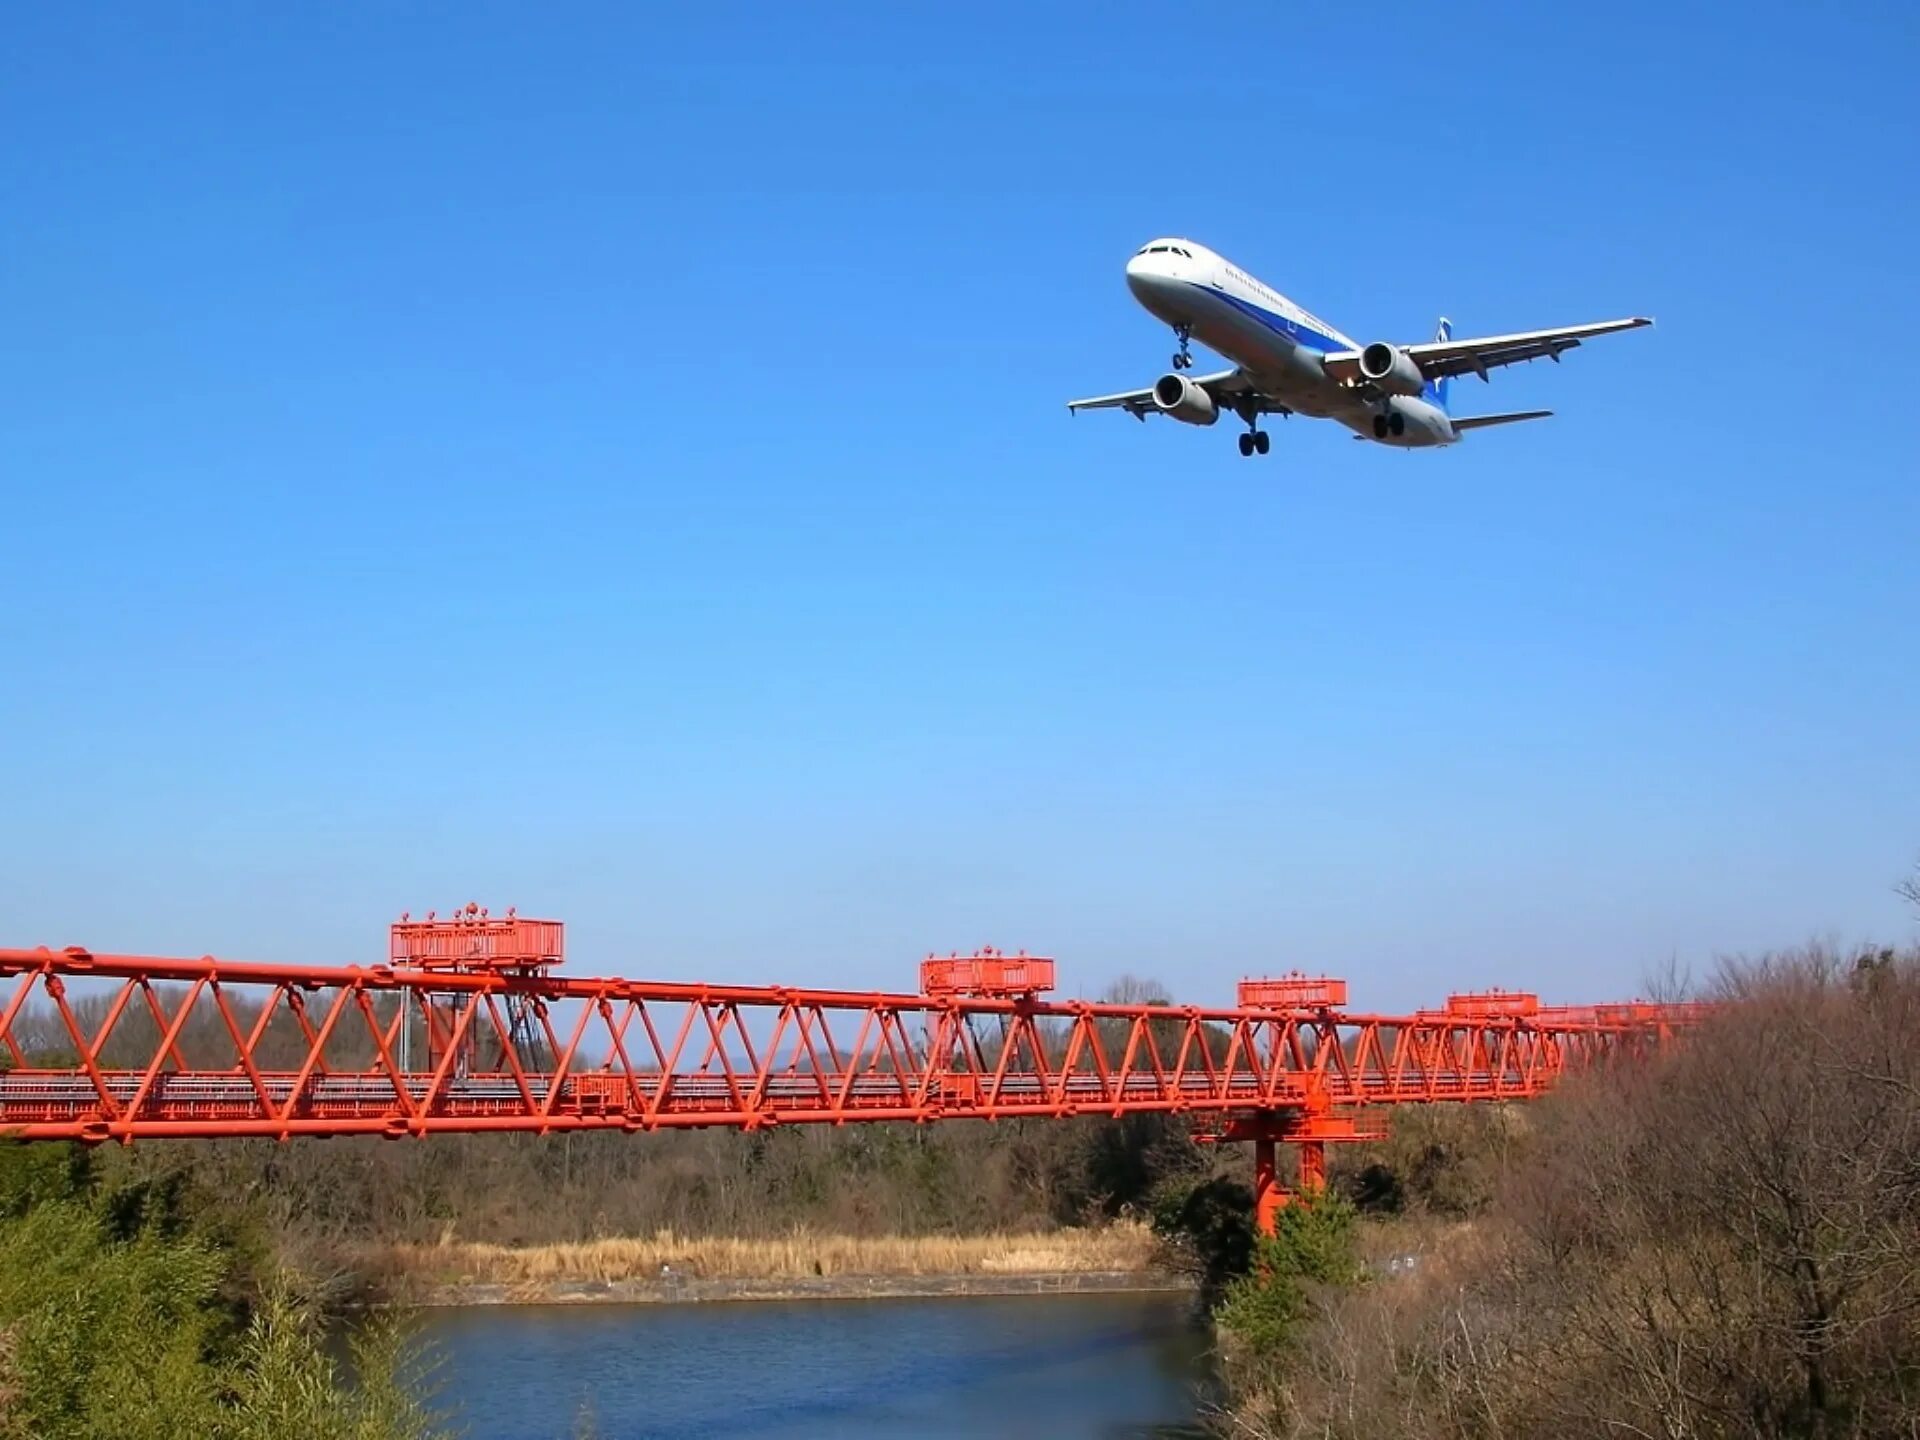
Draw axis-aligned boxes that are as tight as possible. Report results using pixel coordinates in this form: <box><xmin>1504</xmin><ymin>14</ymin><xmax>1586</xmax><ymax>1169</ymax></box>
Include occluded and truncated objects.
<box><xmin>2</xmin><ymin>3</ymin><xmax>1915</xmax><ymax>1010</ymax></box>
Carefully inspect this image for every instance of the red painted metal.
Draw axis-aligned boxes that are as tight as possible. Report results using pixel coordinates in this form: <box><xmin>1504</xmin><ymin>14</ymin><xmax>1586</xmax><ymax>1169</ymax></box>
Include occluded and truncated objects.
<box><xmin>389</xmin><ymin>907</ymin><xmax>563</xmax><ymax>1077</ymax></box>
<box><xmin>1237</xmin><ymin>975</ymin><xmax>1349</xmax><ymax>1010</ymax></box>
<box><xmin>0</xmin><ymin>931</ymin><xmax>1704</xmax><ymax>1233</ymax></box>
<box><xmin>390</xmin><ymin>905</ymin><xmax>563</xmax><ymax>973</ymax></box>
<box><xmin>919</xmin><ymin>949</ymin><xmax>1055</xmax><ymax>998</ymax></box>
<box><xmin>1441</xmin><ymin>988</ymin><xmax>1540</xmax><ymax>1019</ymax></box>
<box><xmin>0</xmin><ymin>944</ymin><xmax>1692</xmax><ymax>1141</ymax></box>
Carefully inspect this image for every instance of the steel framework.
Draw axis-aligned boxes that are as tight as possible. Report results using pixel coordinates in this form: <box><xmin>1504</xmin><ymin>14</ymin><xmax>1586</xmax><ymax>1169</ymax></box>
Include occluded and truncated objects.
<box><xmin>0</xmin><ymin>934</ymin><xmax>1703</xmax><ymax>1231</ymax></box>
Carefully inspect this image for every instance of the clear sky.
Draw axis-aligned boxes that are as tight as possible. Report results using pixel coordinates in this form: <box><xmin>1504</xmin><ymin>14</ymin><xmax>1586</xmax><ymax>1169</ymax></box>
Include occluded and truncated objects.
<box><xmin>3</xmin><ymin>3</ymin><xmax>1916</xmax><ymax>1010</ymax></box>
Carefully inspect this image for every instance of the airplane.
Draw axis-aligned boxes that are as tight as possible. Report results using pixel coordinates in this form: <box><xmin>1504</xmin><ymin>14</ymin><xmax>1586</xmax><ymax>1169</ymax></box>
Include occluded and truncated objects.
<box><xmin>1067</xmin><ymin>238</ymin><xmax>1651</xmax><ymax>455</ymax></box>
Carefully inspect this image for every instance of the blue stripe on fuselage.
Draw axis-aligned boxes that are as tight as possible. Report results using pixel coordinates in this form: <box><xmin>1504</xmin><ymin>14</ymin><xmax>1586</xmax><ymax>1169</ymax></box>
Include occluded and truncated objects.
<box><xmin>1185</xmin><ymin>282</ymin><xmax>1345</xmax><ymax>354</ymax></box>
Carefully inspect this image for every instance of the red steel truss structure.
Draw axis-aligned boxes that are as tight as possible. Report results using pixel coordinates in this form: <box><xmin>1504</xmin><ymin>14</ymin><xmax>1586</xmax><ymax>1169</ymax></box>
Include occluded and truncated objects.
<box><xmin>0</xmin><ymin>921</ymin><xmax>1704</xmax><ymax>1232</ymax></box>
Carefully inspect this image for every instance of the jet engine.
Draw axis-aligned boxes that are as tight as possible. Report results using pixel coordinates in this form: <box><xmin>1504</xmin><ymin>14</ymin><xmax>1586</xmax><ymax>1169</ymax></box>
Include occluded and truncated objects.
<box><xmin>1151</xmin><ymin>373</ymin><xmax>1218</xmax><ymax>426</ymax></box>
<box><xmin>1358</xmin><ymin>342</ymin><xmax>1426</xmax><ymax>397</ymax></box>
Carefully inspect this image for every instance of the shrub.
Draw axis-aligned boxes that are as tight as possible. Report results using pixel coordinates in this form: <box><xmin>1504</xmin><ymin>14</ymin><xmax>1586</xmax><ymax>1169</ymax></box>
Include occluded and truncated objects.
<box><xmin>0</xmin><ymin>1142</ymin><xmax>447</xmax><ymax>1440</ymax></box>
<box><xmin>1215</xmin><ymin>1192</ymin><xmax>1362</xmax><ymax>1358</ymax></box>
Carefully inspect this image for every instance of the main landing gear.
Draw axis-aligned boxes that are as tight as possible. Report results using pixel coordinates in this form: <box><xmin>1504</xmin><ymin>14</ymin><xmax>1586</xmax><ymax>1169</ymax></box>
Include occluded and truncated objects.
<box><xmin>1170</xmin><ymin>324</ymin><xmax>1194</xmax><ymax>370</ymax></box>
<box><xmin>1371</xmin><ymin>411</ymin><xmax>1406</xmax><ymax>440</ymax></box>
<box><xmin>1235</xmin><ymin>398</ymin><xmax>1272</xmax><ymax>458</ymax></box>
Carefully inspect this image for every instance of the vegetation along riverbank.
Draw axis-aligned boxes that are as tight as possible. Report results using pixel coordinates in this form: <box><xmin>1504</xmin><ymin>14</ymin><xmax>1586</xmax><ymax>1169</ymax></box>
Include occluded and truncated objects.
<box><xmin>1158</xmin><ymin>945</ymin><xmax>1920</xmax><ymax>1440</ymax></box>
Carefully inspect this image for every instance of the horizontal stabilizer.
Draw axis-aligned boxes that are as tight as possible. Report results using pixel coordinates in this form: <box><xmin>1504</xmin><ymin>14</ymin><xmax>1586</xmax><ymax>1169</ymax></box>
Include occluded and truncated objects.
<box><xmin>1453</xmin><ymin>409</ymin><xmax>1553</xmax><ymax>432</ymax></box>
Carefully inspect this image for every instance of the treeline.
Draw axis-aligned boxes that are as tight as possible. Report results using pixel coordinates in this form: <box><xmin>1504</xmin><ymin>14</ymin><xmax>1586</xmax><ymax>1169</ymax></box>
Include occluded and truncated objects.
<box><xmin>105</xmin><ymin>1109</ymin><xmax>1214</xmax><ymax>1263</ymax></box>
<box><xmin>51</xmin><ymin>974</ymin><xmax>1243</xmax><ymax>1263</ymax></box>
<box><xmin>1208</xmin><ymin>944</ymin><xmax>1920</xmax><ymax>1440</ymax></box>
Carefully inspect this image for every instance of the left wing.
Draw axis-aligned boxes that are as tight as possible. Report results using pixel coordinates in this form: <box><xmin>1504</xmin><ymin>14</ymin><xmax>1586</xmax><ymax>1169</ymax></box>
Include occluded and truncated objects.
<box><xmin>1323</xmin><ymin>317</ymin><xmax>1652</xmax><ymax>385</ymax></box>
<box><xmin>1067</xmin><ymin>369</ymin><xmax>1284</xmax><ymax>421</ymax></box>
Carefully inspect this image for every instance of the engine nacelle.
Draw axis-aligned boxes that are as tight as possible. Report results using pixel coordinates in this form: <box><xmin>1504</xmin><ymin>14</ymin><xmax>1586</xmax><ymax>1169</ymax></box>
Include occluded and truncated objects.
<box><xmin>1358</xmin><ymin>342</ymin><xmax>1425</xmax><ymax>397</ymax></box>
<box><xmin>1151</xmin><ymin>373</ymin><xmax>1218</xmax><ymax>426</ymax></box>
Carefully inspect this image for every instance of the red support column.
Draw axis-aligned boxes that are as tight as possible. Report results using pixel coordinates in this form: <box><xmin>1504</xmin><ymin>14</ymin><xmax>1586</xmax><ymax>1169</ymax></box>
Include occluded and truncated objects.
<box><xmin>1230</xmin><ymin>1112</ymin><xmax>1350</xmax><ymax>1235</ymax></box>
<box><xmin>1253</xmin><ymin>1133</ymin><xmax>1283</xmax><ymax>1236</ymax></box>
<box><xmin>1299</xmin><ymin>1137</ymin><xmax>1326</xmax><ymax>1194</ymax></box>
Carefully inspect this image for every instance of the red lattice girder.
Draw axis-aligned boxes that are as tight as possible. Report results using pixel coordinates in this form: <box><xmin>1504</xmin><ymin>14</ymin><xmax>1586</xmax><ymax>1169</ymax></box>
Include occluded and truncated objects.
<box><xmin>0</xmin><ymin>946</ymin><xmax>1694</xmax><ymax>1143</ymax></box>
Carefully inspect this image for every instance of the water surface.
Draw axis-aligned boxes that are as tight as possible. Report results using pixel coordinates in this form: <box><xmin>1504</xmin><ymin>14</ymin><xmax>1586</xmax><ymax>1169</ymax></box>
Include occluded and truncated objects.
<box><xmin>417</xmin><ymin>1290</ymin><xmax>1215</xmax><ymax>1439</ymax></box>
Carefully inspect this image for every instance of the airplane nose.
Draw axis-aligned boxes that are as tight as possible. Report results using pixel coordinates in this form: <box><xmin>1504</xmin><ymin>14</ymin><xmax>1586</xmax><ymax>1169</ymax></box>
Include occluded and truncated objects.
<box><xmin>1125</xmin><ymin>252</ymin><xmax>1161</xmax><ymax>299</ymax></box>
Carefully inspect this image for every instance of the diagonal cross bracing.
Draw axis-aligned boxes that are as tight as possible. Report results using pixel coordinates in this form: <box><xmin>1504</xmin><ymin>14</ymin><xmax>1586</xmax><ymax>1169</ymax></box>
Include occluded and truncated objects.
<box><xmin>0</xmin><ymin>946</ymin><xmax>1699</xmax><ymax>1143</ymax></box>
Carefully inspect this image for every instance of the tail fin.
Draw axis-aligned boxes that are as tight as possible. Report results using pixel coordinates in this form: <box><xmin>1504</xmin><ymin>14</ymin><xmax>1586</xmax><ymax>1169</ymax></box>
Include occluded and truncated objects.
<box><xmin>1423</xmin><ymin>317</ymin><xmax>1452</xmax><ymax>412</ymax></box>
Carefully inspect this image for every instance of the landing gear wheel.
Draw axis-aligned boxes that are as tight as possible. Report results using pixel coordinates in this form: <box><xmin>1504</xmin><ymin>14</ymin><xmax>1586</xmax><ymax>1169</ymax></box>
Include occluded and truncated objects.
<box><xmin>1389</xmin><ymin>412</ymin><xmax>1406</xmax><ymax>437</ymax></box>
<box><xmin>1172</xmin><ymin>325</ymin><xmax>1193</xmax><ymax>371</ymax></box>
<box><xmin>1372</xmin><ymin>414</ymin><xmax>1389</xmax><ymax>440</ymax></box>
<box><xmin>1254</xmin><ymin>430</ymin><xmax>1270</xmax><ymax>455</ymax></box>
<box><xmin>1237</xmin><ymin>433</ymin><xmax>1254</xmax><ymax>457</ymax></box>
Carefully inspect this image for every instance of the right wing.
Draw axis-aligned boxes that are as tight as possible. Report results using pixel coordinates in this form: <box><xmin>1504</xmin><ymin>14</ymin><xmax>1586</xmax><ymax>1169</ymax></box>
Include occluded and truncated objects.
<box><xmin>1067</xmin><ymin>369</ymin><xmax>1284</xmax><ymax>421</ymax></box>
<box><xmin>1323</xmin><ymin>317</ymin><xmax>1652</xmax><ymax>385</ymax></box>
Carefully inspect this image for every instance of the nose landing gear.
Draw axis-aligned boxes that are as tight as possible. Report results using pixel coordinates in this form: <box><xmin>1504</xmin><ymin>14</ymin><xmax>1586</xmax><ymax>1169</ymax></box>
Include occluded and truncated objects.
<box><xmin>1171</xmin><ymin>325</ymin><xmax>1193</xmax><ymax>370</ymax></box>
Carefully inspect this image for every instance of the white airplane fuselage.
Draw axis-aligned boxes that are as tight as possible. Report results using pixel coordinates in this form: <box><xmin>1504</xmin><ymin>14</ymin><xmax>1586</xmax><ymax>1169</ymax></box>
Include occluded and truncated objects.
<box><xmin>1126</xmin><ymin>239</ymin><xmax>1456</xmax><ymax>447</ymax></box>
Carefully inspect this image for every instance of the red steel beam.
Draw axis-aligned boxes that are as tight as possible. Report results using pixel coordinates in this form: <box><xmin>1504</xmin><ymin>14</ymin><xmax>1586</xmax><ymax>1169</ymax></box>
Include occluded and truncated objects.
<box><xmin>0</xmin><ymin>946</ymin><xmax>1696</xmax><ymax>1144</ymax></box>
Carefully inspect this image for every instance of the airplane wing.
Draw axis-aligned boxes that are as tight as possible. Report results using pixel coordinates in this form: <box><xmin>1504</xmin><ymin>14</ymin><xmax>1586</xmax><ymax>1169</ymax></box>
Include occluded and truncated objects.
<box><xmin>1066</xmin><ymin>369</ymin><xmax>1286</xmax><ymax>421</ymax></box>
<box><xmin>1322</xmin><ymin>317</ymin><xmax>1652</xmax><ymax>385</ymax></box>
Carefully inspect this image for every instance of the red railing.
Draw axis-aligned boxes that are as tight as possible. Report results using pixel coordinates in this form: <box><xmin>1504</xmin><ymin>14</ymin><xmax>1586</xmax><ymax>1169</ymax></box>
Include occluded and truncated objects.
<box><xmin>919</xmin><ymin>949</ymin><xmax>1055</xmax><ymax>998</ymax></box>
<box><xmin>389</xmin><ymin>905</ymin><xmax>563</xmax><ymax>972</ymax></box>
<box><xmin>1238</xmin><ymin>975</ymin><xmax>1349</xmax><ymax>1010</ymax></box>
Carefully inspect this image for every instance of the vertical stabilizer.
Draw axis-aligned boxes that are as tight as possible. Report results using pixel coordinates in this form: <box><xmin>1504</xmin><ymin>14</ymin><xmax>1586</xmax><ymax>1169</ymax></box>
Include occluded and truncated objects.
<box><xmin>1424</xmin><ymin>317</ymin><xmax>1452</xmax><ymax>412</ymax></box>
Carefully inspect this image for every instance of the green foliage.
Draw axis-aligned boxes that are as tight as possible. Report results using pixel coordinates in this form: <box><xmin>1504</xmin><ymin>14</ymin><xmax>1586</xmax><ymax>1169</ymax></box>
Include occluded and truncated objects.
<box><xmin>228</xmin><ymin>1292</ymin><xmax>444</xmax><ymax>1440</ymax></box>
<box><xmin>1331</xmin><ymin>1105</ymin><xmax>1511</xmax><ymax>1217</ymax></box>
<box><xmin>0</xmin><ymin>1200</ymin><xmax>228</xmax><ymax>1440</ymax></box>
<box><xmin>0</xmin><ymin>1142</ymin><xmax>95</xmax><ymax>1217</ymax></box>
<box><xmin>0</xmin><ymin>1142</ymin><xmax>447</xmax><ymax>1440</ymax></box>
<box><xmin>1343</xmin><ymin>1161</ymin><xmax>1403</xmax><ymax>1214</ymax></box>
<box><xmin>1265</xmin><ymin>1188</ymin><xmax>1362</xmax><ymax>1288</ymax></box>
<box><xmin>1215</xmin><ymin>1192</ymin><xmax>1362</xmax><ymax>1358</ymax></box>
<box><xmin>1149</xmin><ymin>1175</ymin><xmax>1256</xmax><ymax>1289</ymax></box>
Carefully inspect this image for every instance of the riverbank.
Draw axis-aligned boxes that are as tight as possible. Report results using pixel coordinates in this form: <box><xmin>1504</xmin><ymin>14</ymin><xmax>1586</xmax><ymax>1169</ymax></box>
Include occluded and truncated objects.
<box><xmin>402</xmin><ymin>1269</ymin><xmax>1189</xmax><ymax>1307</ymax></box>
<box><xmin>349</xmin><ymin>1222</ymin><xmax>1186</xmax><ymax>1306</ymax></box>
<box><xmin>347</xmin><ymin>1222</ymin><xmax>1187</xmax><ymax>1306</ymax></box>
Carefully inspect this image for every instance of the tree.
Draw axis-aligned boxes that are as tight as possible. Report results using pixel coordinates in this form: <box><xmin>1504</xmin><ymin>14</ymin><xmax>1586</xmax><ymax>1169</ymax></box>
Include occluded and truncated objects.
<box><xmin>1215</xmin><ymin>1192</ymin><xmax>1362</xmax><ymax>1358</ymax></box>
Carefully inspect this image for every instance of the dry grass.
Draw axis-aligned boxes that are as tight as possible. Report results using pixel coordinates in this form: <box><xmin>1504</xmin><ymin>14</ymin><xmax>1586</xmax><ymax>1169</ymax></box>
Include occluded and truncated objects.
<box><xmin>355</xmin><ymin>1222</ymin><xmax>1159</xmax><ymax>1286</ymax></box>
